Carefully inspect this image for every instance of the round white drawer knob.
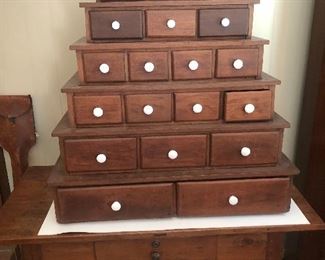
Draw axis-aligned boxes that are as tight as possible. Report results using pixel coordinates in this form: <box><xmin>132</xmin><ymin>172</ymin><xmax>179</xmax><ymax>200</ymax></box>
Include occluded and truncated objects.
<box><xmin>244</xmin><ymin>104</ymin><xmax>255</xmax><ymax>114</ymax></box>
<box><xmin>99</xmin><ymin>63</ymin><xmax>110</xmax><ymax>74</ymax></box>
<box><xmin>111</xmin><ymin>20</ymin><xmax>120</xmax><ymax>30</ymax></box>
<box><xmin>166</xmin><ymin>19</ymin><xmax>176</xmax><ymax>29</ymax></box>
<box><xmin>241</xmin><ymin>147</ymin><xmax>251</xmax><ymax>157</ymax></box>
<box><xmin>233</xmin><ymin>59</ymin><xmax>244</xmax><ymax>70</ymax></box>
<box><xmin>168</xmin><ymin>150</ymin><xmax>178</xmax><ymax>160</ymax></box>
<box><xmin>144</xmin><ymin>62</ymin><xmax>155</xmax><ymax>73</ymax></box>
<box><xmin>143</xmin><ymin>105</ymin><xmax>154</xmax><ymax>115</ymax></box>
<box><xmin>221</xmin><ymin>17</ymin><xmax>231</xmax><ymax>27</ymax></box>
<box><xmin>228</xmin><ymin>195</ymin><xmax>239</xmax><ymax>206</ymax></box>
<box><xmin>93</xmin><ymin>107</ymin><xmax>104</xmax><ymax>118</ymax></box>
<box><xmin>96</xmin><ymin>154</ymin><xmax>107</xmax><ymax>164</ymax></box>
<box><xmin>111</xmin><ymin>201</ymin><xmax>122</xmax><ymax>212</ymax></box>
<box><xmin>188</xmin><ymin>60</ymin><xmax>199</xmax><ymax>71</ymax></box>
<box><xmin>192</xmin><ymin>104</ymin><xmax>203</xmax><ymax>114</ymax></box>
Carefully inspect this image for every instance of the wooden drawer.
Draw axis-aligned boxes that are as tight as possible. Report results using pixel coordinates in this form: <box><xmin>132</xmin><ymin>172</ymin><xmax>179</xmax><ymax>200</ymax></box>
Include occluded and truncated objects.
<box><xmin>125</xmin><ymin>94</ymin><xmax>172</xmax><ymax>123</ymax></box>
<box><xmin>89</xmin><ymin>10</ymin><xmax>143</xmax><ymax>40</ymax></box>
<box><xmin>141</xmin><ymin>135</ymin><xmax>207</xmax><ymax>168</ymax></box>
<box><xmin>146</xmin><ymin>10</ymin><xmax>196</xmax><ymax>37</ymax></box>
<box><xmin>63</xmin><ymin>138</ymin><xmax>137</xmax><ymax>173</ymax></box>
<box><xmin>199</xmin><ymin>8</ymin><xmax>249</xmax><ymax>37</ymax></box>
<box><xmin>224</xmin><ymin>90</ymin><xmax>273</xmax><ymax>122</ymax></box>
<box><xmin>177</xmin><ymin>177</ymin><xmax>291</xmax><ymax>216</ymax></box>
<box><xmin>172</xmin><ymin>50</ymin><xmax>213</xmax><ymax>80</ymax></box>
<box><xmin>175</xmin><ymin>92</ymin><xmax>220</xmax><ymax>121</ymax></box>
<box><xmin>73</xmin><ymin>95</ymin><xmax>122</xmax><ymax>125</ymax></box>
<box><xmin>211</xmin><ymin>131</ymin><xmax>281</xmax><ymax>166</ymax></box>
<box><xmin>128</xmin><ymin>51</ymin><xmax>169</xmax><ymax>81</ymax></box>
<box><xmin>216</xmin><ymin>48</ymin><xmax>260</xmax><ymax>78</ymax></box>
<box><xmin>83</xmin><ymin>52</ymin><xmax>126</xmax><ymax>82</ymax></box>
<box><xmin>55</xmin><ymin>183</ymin><xmax>175</xmax><ymax>223</ymax></box>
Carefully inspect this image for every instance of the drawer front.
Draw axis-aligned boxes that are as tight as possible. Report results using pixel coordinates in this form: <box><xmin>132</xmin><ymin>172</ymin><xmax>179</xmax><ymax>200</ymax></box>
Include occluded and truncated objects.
<box><xmin>175</xmin><ymin>92</ymin><xmax>220</xmax><ymax>121</ymax></box>
<box><xmin>224</xmin><ymin>90</ymin><xmax>273</xmax><ymax>122</ymax></box>
<box><xmin>141</xmin><ymin>135</ymin><xmax>207</xmax><ymax>168</ymax></box>
<box><xmin>56</xmin><ymin>183</ymin><xmax>175</xmax><ymax>223</ymax></box>
<box><xmin>211</xmin><ymin>132</ymin><xmax>281</xmax><ymax>166</ymax></box>
<box><xmin>177</xmin><ymin>178</ymin><xmax>291</xmax><ymax>216</ymax></box>
<box><xmin>74</xmin><ymin>95</ymin><xmax>122</xmax><ymax>125</ymax></box>
<box><xmin>126</xmin><ymin>94</ymin><xmax>172</xmax><ymax>123</ymax></box>
<box><xmin>146</xmin><ymin>10</ymin><xmax>196</xmax><ymax>37</ymax></box>
<box><xmin>216</xmin><ymin>48</ymin><xmax>259</xmax><ymax>78</ymax></box>
<box><xmin>128</xmin><ymin>51</ymin><xmax>169</xmax><ymax>81</ymax></box>
<box><xmin>89</xmin><ymin>11</ymin><xmax>143</xmax><ymax>40</ymax></box>
<box><xmin>83</xmin><ymin>52</ymin><xmax>126</xmax><ymax>82</ymax></box>
<box><xmin>199</xmin><ymin>8</ymin><xmax>249</xmax><ymax>37</ymax></box>
<box><xmin>172</xmin><ymin>50</ymin><xmax>213</xmax><ymax>80</ymax></box>
<box><xmin>64</xmin><ymin>138</ymin><xmax>137</xmax><ymax>172</ymax></box>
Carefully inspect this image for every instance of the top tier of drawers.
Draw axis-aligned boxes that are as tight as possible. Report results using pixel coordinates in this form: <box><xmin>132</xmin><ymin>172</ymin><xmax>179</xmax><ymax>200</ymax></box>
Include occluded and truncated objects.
<box><xmin>81</xmin><ymin>0</ymin><xmax>258</xmax><ymax>42</ymax></box>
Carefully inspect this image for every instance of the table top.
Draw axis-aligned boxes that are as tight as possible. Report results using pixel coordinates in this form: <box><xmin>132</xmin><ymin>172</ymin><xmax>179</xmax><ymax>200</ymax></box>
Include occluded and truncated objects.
<box><xmin>0</xmin><ymin>166</ymin><xmax>324</xmax><ymax>245</ymax></box>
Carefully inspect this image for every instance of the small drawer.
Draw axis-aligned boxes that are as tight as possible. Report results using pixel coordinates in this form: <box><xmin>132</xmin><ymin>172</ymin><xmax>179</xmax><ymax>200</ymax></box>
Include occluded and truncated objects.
<box><xmin>175</xmin><ymin>92</ymin><xmax>220</xmax><ymax>121</ymax></box>
<box><xmin>177</xmin><ymin>178</ymin><xmax>291</xmax><ymax>216</ymax></box>
<box><xmin>141</xmin><ymin>135</ymin><xmax>207</xmax><ymax>168</ymax></box>
<box><xmin>146</xmin><ymin>10</ymin><xmax>196</xmax><ymax>37</ymax></box>
<box><xmin>74</xmin><ymin>95</ymin><xmax>122</xmax><ymax>125</ymax></box>
<box><xmin>199</xmin><ymin>8</ymin><xmax>249</xmax><ymax>37</ymax></box>
<box><xmin>89</xmin><ymin>10</ymin><xmax>143</xmax><ymax>40</ymax></box>
<box><xmin>55</xmin><ymin>183</ymin><xmax>175</xmax><ymax>223</ymax></box>
<box><xmin>211</xmin><ymin>131</ymin><xmax>281</xmax><ymax>166</ymax></box>
<box><xmin>125</xmin><ymin>94</ymin><xmax>172</xmax><ymax>123</ymax></box>
<box><xmin>83</xmin><ymin>52</ymin><xmax>126</xmax><ymax>82</ymax></box>
<box><xmin>224</xmin><ymin>90</ymin><xmax>273</xmax><ymax>122</ymax></box>
<box><xmin>172</xmin><ymin>50</ymin><xmax>213</xmax><ymax>80</ymax></box>
<box><xmin>128</xmin><ymin>51</ymin><xmax>169</xmax><ymax>81</ymax></box>
<box><xmin>216</xmin><ymin>48</ymin><xmax>259</xmax><ymax>78</ymax></box>
<box><xmin>63</xmin><ymin>138</ymin><xmax>137</xmax><ymax>173</ymax></box>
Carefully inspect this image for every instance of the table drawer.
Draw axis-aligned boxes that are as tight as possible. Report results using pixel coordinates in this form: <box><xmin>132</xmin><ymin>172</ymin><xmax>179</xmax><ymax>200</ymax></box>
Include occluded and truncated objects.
<box><xmin>199</xmin><ymin>8</ymin><xmax>249</xmax><ymax>37</ymax></box>
<box><xmin>125</xmin><ymin>94</ymin><xmax>172</xmax><ymax>123</ymax></box>
<box><xmin>177</xmin><ymin>178</ymin><xmax>291</xmax><ymax>216</ymax></box>
<box><xmin>55</xmin><ymin>183</ymin><xmax>175</xmax><ymax>223</ymax></box>
<box><xmin>175</xmin><ymin>92</ymin><xmax>220</xmax><ymax>121</ymax></box>
<box><xmin>63</xmin><ymin>138</ymin><xmax>137</xmax><ymax>173</ymax></box>
<box><xmin>128</xmin><ymin>51</ymin><xmax>169</xmax><ymax>81</ymax></box>
<box><xmin>172</xmin><ymin>50</ymin><xmax>213</xmax><ymax>80</ymax></box>
<box><xmin>141</xmin><ymin>135</ymin><xmax>207</xmax><ymax>168</ymax></box>
<box><xmin>211</xmin><ymin>131</ymin><xmax>281</xmax><ymax>166</ymax></box>
<box><xmin>146</xmin><ymin>10</ymin><xmax>196</xmax><ymax>37</ymax></box>
<box><xmin>224</xmin><ymin>90</ymin><xmax>273</xmax><ymax>122</ymax></box>
<box><xmin>83</xmin><ymin>52</ymin><xmax>126</xmax><ymax>82</ymax></box>
<box><xmin>74</xmin><ymin>95</ymin><xmax>122</xmax><ymax>125</ymax></box>
<box><xmin>216</xmin><ymin>48</ymin><xmax>259</xmax><ymax>78</ymax></box>
<box><xmin>89</xmin><ymin>10</ymin><xmax>143</xmax><ymax>40</ymax></box>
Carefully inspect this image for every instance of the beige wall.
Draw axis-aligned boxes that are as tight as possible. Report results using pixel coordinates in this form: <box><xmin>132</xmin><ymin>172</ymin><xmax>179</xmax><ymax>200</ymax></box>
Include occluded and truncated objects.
<box><xmin>0</xmin><ymin>0</ymin><xmax>314</xmax><ymax>187</ymax></box>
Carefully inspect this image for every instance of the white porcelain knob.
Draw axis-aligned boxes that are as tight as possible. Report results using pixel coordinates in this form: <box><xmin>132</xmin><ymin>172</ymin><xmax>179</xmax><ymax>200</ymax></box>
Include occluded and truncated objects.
<box><xmin>228</xmin><ymin>195</ymin><xmax>239</xmax><ymax>206</ymax></box>
<box><xmin>93</xmin><ymin>107</ymin><xmax>104</xmax><ymax>118</ymax></box>
<box><xmin>241</xmin><ymin>147</ymin><xmax>251</xmax><ymax>157</ymax></box>
<box><xmin>111</xmin><ymin>20</ymin><xmax>120</xmax><ymax>30</ymax></box>
<box><xmin>233</xmin><ymin>59</ymin><xmax>244</xmax><ymax>70</ymax></box>
<box><xmin>244</xmin><ymin>104</ymin><xmax>255</xmax><ymax>114</ymax></box>
<box><xmin>188</xmin><ymin>60</ymin><xmax>199</xmax><ymax>71</ymax></box>
<box><xmin>192</xmin><ymin>104</ymin><xmax>203</xmax><ymax>114</ymax></box>
<box><xmin>168</xmin><ymin>150</ymin><xmax>178</xmax><ymax>160</ymax></box>
<box><xmin>144</xmin><ymin>62</ymin><xmax>155</xmax><ymax>73</ymax></box>
<box><xmin>111</xmin><ymin>201</ymin><xmax>122</xmax><ymax>212</ymax></box>
<box><xmin>96</xmin><ymin>154</ymin><xmax>107</xmax><ymax>164</ymax></box>
<box><xmin>99</xmin><ymin>63</ymin><xmax>110</xmax><ymax>74</ymax></box>
<box><xmin>143</xmin><ymin>105</ymin><xmax>154</xmax><ymax>115</ymax></box>
<box><xmin>221</xmin><ymin>17</ymin><xmax>231</xmax><ymax>27</ymax></box>
<box><xmin>166</xmin><ymin>19</ymin><xmax>176</xmax><ymax>29</ymax></box>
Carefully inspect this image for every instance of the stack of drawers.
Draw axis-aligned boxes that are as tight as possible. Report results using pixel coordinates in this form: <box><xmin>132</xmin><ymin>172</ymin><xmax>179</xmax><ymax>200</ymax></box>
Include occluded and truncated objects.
<box><xmin>49</xmin><ymin>0</ymin><xmax>299</xmax><ymax>223</ymax></box>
